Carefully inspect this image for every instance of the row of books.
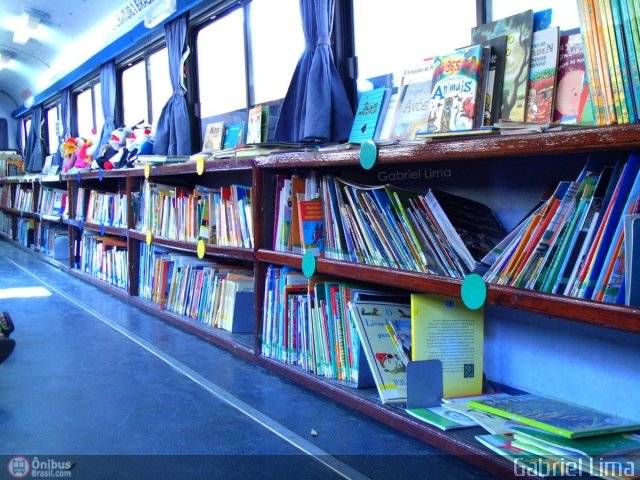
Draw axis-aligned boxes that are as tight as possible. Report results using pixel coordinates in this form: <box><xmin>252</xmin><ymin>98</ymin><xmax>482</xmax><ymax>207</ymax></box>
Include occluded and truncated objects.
<box><xmin>484</xmin><ymin>152</ymin><xmax>640</xmax><ymax>306</ymax></box>
<box><xmin>38</xmin><ymin>187</ymin><xmax>68</xmax><ymax>218</ymax></box>
<box><xmin>39</xmin><ymin>225</ymin><xmax>69</xmax><ymax>261</ymax></box>
<box><xmin>138</xmin><ymin>243</ymin><xmax>254</xmax><ymax>332</ymax></box>
<box><xmin>0</xmin><ymin>211</ymin><xmax>12</xmax><ymax>237</ymax></box>
<box><xmin>135</xmin><ymin>181</ymin><xmax>253</xmax><ymax>248</ymax></box>
<box><xmin>77</xmin><ymin>233</ymin><xmax>128</xmax><ymax>289</ymax></box>
<box><xmin>272</xmin><ymin>172</ymin><xmax>505</xmax><ymax>278</ymax></box>
<box><xmin>16</xmin><ymin>218</ymin><xmax>33</xmax><ymax>247</ymax></box>
<box><xmin>13</xmin><ymin>186</ymin><xmax>34</xmax><ymax>212</ymax></box>
<box><xmin>77</xmin><ymin>188</ymin><xmax>127</xmax><ymax>228</ymax></box>
<box><xmin>0</xmin><ymin>185</ymin><xmax>10</xmax><ymax>209</ymax></box>
<box><xmin>199</xmin><ymin>104</ymin><xmax>269</xmax><ymax>156</ymax></box>
<box><xmin>577</xmin><ymin>0</ymin><xmax>640</xmax><ymax>126</ymax></box>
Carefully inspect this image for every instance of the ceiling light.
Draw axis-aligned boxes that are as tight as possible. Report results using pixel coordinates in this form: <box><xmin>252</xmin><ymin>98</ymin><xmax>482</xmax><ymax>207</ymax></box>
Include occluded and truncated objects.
<box><xmin>13</xmin><ymin>8</ymin><xmax>49</xmax><ymax>45</ymax></box>
<box><xmin>0</xmin><ymin>50</ymin><xmax>16</xmax><ymax>71</ymax></box>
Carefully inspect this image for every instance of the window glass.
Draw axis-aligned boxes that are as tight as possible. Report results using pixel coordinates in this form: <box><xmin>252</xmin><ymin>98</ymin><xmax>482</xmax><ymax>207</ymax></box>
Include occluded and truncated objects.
<box><xmin>249</xmin><ymin>0</ymin><xmax>303</xmax><ymax>104</ymax></box>
<box><xmin>23</xmin><ymin>118</ymin><xmax>30</xmax><ymax>150</ymax></box>
<box><xmin>94</xmin><ymin>83</ymin><xmax>103</xmax><ymax>138</ymax></box>
<box><xmin>149</xmin><ymin>47</ymin><xmax>172</xmax><ymax>129</ymax></box>
<box><xmin>197</xmin><ymin>8</ymin><xmax>247</xmax><ymax>117</ymax></box>
<box><xmin>122</xmin><ymin>61</ymin><xmax>149</xmax><ymax>127</ymax></box>
<box><xmin>46</xmin><ymin>106</ymin><xmax>60</xmax><ymax>155</ymax></box>
<box><xmin>353</xmin><ymin>0</ymin><xmax>477</xmax><ymax>90</ymax></box>
<box><xmin>488</xmin><ymin>1</ymin><xmax>579</xmax><ymax>30</ymax></box>
<box><xmin>76</xmin><ymin>89</ymin><xmax>94</xmax><ymax>139</ymax></box>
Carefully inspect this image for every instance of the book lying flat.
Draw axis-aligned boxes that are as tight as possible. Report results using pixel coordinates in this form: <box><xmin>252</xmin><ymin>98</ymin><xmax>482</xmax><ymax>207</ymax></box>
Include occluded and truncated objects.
<box><xmin>468</xmin><ymin>394</ymin><xmax>640</xmax><ymax>439</ymax></box>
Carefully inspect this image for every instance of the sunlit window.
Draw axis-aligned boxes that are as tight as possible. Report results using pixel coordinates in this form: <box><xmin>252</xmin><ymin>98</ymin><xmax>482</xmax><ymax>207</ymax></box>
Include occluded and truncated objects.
<box><xmin>149</xmin><ymin>47</ymin><xmax>172</xmax><ymax>129</ymax></box>
<box><xmin>249</xmin><ymin>0</ymin><xmax>303</xmax><ymax>104</ymax></box>
<box><xmin>94</xmin><ymin>83</ymin><xmax>103</xmax><ymax>137</ymax></box>
<box><xmin>197</xmin><ymin>8</ymin><xmax>247</xmax><ymax>117</ymax></box>
<box><xmin>353</xmin><ymin>0</ymin><xmax>477</xmax><ymax>91</ymax></box>
<box><xmin>488</xmin><ymin>1</ymin><xmax>579</xmax><ymax>30</ymax></box>
<box><xmin>76</xmin><ymin>89</ymin><xmax>94</xmax><ymax>139</ymax></box>
<box><xmin>122</xmin><ymin>60</ymin><xmax>149</xmax><ymax>127</ymax></box>
<box><xmin>46</xmin><ymin>105</ymin><xmax>60</xmax><ymax>155</ymax></box>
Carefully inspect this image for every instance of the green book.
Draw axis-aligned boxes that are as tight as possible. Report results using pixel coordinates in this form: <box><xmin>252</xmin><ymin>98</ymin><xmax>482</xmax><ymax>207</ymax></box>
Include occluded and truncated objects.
<box><xmin>468</xmin><ymin>394</ymin><xmax>640</xmax><ymax>439</ymax></box>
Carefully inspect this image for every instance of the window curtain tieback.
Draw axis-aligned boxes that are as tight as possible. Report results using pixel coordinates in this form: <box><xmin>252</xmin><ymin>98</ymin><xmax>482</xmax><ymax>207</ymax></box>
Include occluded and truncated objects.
<box><xmin>317</xmin><ymin>35</ymin><xmax>330</xmax><ymax>46</ymax></box>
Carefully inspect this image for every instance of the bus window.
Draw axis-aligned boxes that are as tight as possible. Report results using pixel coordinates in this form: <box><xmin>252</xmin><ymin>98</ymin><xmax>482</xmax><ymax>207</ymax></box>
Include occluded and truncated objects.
<box><xmin>197</xmin><ymin>8</ymin><xmax>247</xmax><ymax>118</ymax></box>
<box><xmin>76</xmin><ymin>89</ymin><xmax>94</xmax><ymax>139</ymax></box>
<box><xmin>46</xmin><ymin>104</ymin><xmax>60</xmax><ymax>155</ymax></box>
<box><xmin>353</xmin><ymin>0</ymin><xmax>477</xmax><ymax>91</ymax></box>
<box><xmin>488</xmin><ymin>0</ymin><xmax>579</xmax><ymax>29</ymax></box>
<box><xmin>121</xmin><ymin>60</ymin><xmax>149</xmax><ymax>127</ymax></box>
<box><xmin>149</xmin><ymin>47</ymin><xmax>171</xmax><ymax>130</ymax></box>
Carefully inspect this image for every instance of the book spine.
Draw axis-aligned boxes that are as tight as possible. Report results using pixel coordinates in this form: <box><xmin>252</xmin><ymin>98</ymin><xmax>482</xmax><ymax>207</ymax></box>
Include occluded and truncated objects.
<box><xmin>596</xmin><ymin>0</ymin><xmax>626</xmax><ymax>123</ymax></box>
<box><xmin>578</xmin><ymin>0</ymin><xmax>608</xmax><ymax>125</ymax></box>
<box><xmin>610</xmin><ymin>0</ymin><xmax>638</xmax><ymax>122</ymax></box>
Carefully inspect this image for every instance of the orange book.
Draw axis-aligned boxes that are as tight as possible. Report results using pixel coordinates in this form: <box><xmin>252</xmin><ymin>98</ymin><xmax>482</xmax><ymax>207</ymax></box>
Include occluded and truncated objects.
<box><xmin>288</xmin><ymin>176</ymin><xmax>305</xmax><ymax>253</ymax></box>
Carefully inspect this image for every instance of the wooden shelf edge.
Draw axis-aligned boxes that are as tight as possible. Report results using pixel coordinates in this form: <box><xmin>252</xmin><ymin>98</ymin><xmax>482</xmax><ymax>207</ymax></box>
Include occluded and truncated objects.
<box><xmin>256</xmin><ymin>250</ymin><xmax>640</xmax><ymax>333</ymax></box>
<box><xmin>128</xmin><ymin>296</ymin><xmax>256</xmax><ymax>357</ymax></box>
<box><xmin>254</xmin><ymin>355</ymin><xmax>519</xmax><ymax>479</ymax></box>
<box><xmin>128</xmin><ymin>230</ymin><xmax>255</xmax><ymax>260</ymax></box>
<box><xmin>256</xmin><ymin>125</ymin><xmax>640</xmax><ymax>168</ymax></box>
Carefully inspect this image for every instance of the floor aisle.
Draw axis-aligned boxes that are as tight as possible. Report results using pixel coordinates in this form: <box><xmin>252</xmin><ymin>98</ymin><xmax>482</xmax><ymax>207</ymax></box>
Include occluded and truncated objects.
<box><xmin>0</xmin><ymin>240</ymin><xmax>498</xmax><ymax>480</ymax></box>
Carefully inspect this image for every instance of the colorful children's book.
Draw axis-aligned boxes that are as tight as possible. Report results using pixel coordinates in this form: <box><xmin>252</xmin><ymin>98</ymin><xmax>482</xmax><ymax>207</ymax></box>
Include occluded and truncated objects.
<box><xmin>349</xmin><ymin>300</ymin><xmax>410</xmax><ymax>403</ymax></box>
<box><xmin>348</xmin><ymin>87</ymin><xmax>390</xmax><ymax>144</ymax></box>
<box><xmin>481</xmin><ymin>35</ymin><xmax>508</xmax><ymax>126</ymax></box>
<box><xmin>471</xmin><ymin>10</ymin><xmax>534</xmax><ymax>122</ymax></box>
<box><xmin>246</xmin><ymin>105</ymin><xmax>264</xmax><ymax>144</ymax></box>
<box><xmin>297</xmin><ymin>196</ymin><xmax>325</xmax><ymax>256</ymax></box>
<box><xmin>426</xmin><ymin>44</ymin><xmax>484</xmax><ymax>134</ymax></box>
<box><xmin>405</xmin><ymin>406</ymin><xmax>477</xmax><ymax>431</ymax></box>
<box><xmin>222</xmin><ymin>122</ymin><xmax>246</xmax><ymax>150</ymax></box>
<box><xmin>410</xmin><ymin>293</ymin><xmax>483</xmax><ymax>398</ymax></box>
<box><xmin>553</xmin><ymin>30</ymin><xmax>589</xmax><ymax>124</ymax></box>
<box><xmin>525</xmin><ymin>26</ymin><xmax>560</xmax><ymax>124</ymax></box>
<box><xmin>468</xmin><ymin>394</ymin><xmax>640</xmax><ymax>439</ymax></box>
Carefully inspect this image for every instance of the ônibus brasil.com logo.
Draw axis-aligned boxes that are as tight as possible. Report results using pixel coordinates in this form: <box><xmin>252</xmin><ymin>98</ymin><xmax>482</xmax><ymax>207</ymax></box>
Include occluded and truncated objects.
<box><xmin>7</xmin><ymin>456</ymin><xmax>30</xmax><ymax>478</ymax></box>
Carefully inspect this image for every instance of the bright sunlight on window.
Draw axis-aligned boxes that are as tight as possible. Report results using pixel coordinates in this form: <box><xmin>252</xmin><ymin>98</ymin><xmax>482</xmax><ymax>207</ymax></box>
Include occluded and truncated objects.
<box><xmin>149</xmin><ymin>48</ymin><xmax>172</xmax><ymax>129</ymax></box>
<box><xmin>197</xmin><ymin>8</ymin><xmax>247</xmax><ymax>118</ymax></box>
<box><xmin>122</xmin><ymin>61</ymin><xmax>149</xmax><ymax>127</ymax></box>
<box><xmin>353</xmin><ymin>0</ymin><xmax>477</xmax><ymax>91</ymax></box>
<box><xmin>76</xmin><ymin>89</ymin><xmax>94</xmax><ymax>140</ymax></box>
<box><xmin>489</xmin><ymin>0</ymin><xmax>579</xmax><ymax>30</ymax></box>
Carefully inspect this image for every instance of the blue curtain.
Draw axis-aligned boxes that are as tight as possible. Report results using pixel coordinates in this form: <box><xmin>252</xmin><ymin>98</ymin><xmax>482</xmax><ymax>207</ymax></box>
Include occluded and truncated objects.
<box><xmin>53</xmin><ymin>88</ymin><xmax>71</xmax><ymax>169</ymax></box>
<box><xmin>24</xmin><ymin>106</ymin><xmax>44</xmax><ymax>173</ymax></box>
<box><xmin>95</xmin><ymin>61</ymin><xmax>117</xmax><ymax>158</ymax></box>
<box><xmin>274</xmin><ymin>0</ymin><xmax>353</xmax><ymax>143</ymax></box>
<box><xmin>153</xmin><ymin>15</ymin><xmax>191</xmax><ymax>156</ymax></box>
<box><xmin>16</xmin><ymin>119</ymin><xmax>23</xmax><ymax>155</ymax></box>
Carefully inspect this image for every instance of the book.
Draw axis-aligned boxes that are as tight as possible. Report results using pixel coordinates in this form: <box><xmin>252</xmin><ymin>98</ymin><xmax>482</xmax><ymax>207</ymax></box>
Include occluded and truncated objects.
<box><xmin>426</xmin><ymin>44</ymin><xmax>485</xmax><ymax>134</ymax></box>
<box><xmin>410</xmin><ymin>293</ymin><xmax>483</xmax><ymax>398</ymax></box>
<box><xmin>348</xmin><ymin>87</ymin><xmax>390</xmax><ymax>144</ymax></box>
<box><xmin>222</xmin><ymin>122</ymin><xmax>246</xmax><ymax>150</ymax></box>
<box><xmin>553</xmin><ymin>30</ymin><xmax>590</xmax><ymax>124</ymax></box>
<box><xmin>405</xmin><ymin>406</ymin><xmax>478</xmax><ymax>431</ymax></box>
<box><xmin>297</xmin><ymin>196</ymin><xmax>325</xmax><ymax>256</ymax></box>
<box><xmin>624</xmin><ymin>214</ymin><xmax>640</xmax><ymax>306</ymax></box>
<box><xmin>481</xmin><ymin>35</ymin><xmax>508</xmax><ymax>126</ymax></box>
<box><xmin>349</xmin><ymin>300</ymin><xmax>409</xmax><ymax>403</ymax></box>
<box><xmin>524</xmin><ymin>26</ymin><xmax>560</xmax><ymax>124</ymax></box>
<box><xmin>468</xmin><ymin>394</ymin><xmax>640</xmax><ymax>439</ymax></box>
<box><xmin>471</xmin><ymin>9</ymin><xmax>535</xmax><ymax>122</ymax></box>
<box><xmin>247</xmin><ymin>105</ymin><xmax>267</xmax><ymax>145</ymax></box>
<box><xmin>202</xmin><ymin>121</ymin><xmax>225</xmax><ymax>152</ymax></box>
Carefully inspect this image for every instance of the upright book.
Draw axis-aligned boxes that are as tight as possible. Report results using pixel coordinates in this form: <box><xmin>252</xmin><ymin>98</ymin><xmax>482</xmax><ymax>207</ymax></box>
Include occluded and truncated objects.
<box><xmin>349</xmin><ymin>300</ymin><xmax>409</xmax><ymax>404</ymax></box>
<box><xmin>348</xmin><ymin>87</ymin><xmax>390</xmax><ymax>144</ymax></box>
<box><xmin>471</xmin><ymin>9</ymin><xmax>535</xmax><ymax>122</ymax></box>
<box><xmin>553</xmin><ymin>30</ymin><xmax>590</xmax><ymax>124</ymax></box>
<box><xmin>524</xmin><ymin>26</ymin><xmax>560</xmax><ymax>124</ymax></box>
<box><xmin>426</xmin><ymin>44</ymin><xmax>485</xmax><ymax>134</ymax></box>
<box><xmin>202</xmin><ymin>121</ymin><xmax>225</xmax><ymax>152</ymax></box>
<box><xmin>468</xmin><ymin>394</ymin><xmax>640</xmax><ymax>439</ymax></box>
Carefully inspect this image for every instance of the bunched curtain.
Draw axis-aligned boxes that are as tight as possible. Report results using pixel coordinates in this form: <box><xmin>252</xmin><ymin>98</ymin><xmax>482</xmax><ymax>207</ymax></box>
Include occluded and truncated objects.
<box><xmin>275</xmin><ymin>0</ymin><xmax>353</xmax><ymax>143</ymax></box>
<box><xmin>23</xmin><ymin>106</ymin><xmax>44</xmax><ymax>172</ymax></box>
<box><xmin>153</xmin><ymin>15</ymin><xmax>191</xmax><ymax>156</ymax></box>
<box><xmin>95</xmin><ymin>61</ymin><xmax>117</xmax><ymax>158</ymax></box>
<box><xmin>53</xmin><ymin>88</ymin><xmax>71</xmax><ymax>169</ymax></box>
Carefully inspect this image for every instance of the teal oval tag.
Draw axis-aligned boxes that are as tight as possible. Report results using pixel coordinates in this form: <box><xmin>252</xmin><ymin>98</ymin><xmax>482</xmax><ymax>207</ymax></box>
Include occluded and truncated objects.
<box><xmin>359</xmin><ymin>139</ymin><xmax>377</xmax><ymax>170</ymax></box>
<box><xmin>302</xmin><ymin>251</ymin><xmax>316</xmax><ymax>278</ymax></box>
<box><xmin>461</xmin><ymin>273</ymin><xmax>487</xmax><ymax>310</ymax></box>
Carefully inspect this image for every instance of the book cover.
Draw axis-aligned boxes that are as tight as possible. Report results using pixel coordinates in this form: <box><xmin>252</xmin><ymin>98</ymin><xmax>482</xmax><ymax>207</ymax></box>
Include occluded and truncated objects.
<box><xmin>481</xmin><ymin>35</ymin><xmax>507</xmax><ymax>126</ymax></box>
<box><xmin>348</xmin><ymin>87</ymin><xmax>389</xmax><ymax>144</ymax></box>
<box><xmin>349</xmin><ymin>300</ymin><xmax>409</xmax><ymax>403</ymax></box>
<box><xmin>246</xmin><ymin>105</ymin><xmax>264</xmax><ymax>145</ymax></box>
<box><xmin>471</xmin><ymin>10</ymin><xmax>534</xmax><ymax>122</ymax></box>
<box><xmin>297</xmin><ymin>196</ymin><xmax>325</xmax><ymax>256</ymax></box>
<box><xmin>624</xmin><ymin>214</ymin><xmax>640</xmax><ymax>306</ymax></box>
<box><xmin>426</xmin><ymin>44</ymin><xmax>484</xmax><ymax>134</ymax></box>
<box><xmin>405</xmin><ymin>406</ymin><xmax>477</xmax><ymax>431</ymax></box>
<box><xmin>375</xmin><ymin>90</ymin><xmax>400</xmax><ymax>141</ymax></box>
<box><xmin>222</xmin><ymin>122</ymin><xmax>246</xmax><ymax>150</ymax></box>
<box><xmin>553</xmin><ymin>31</ymin><xmax>590</xmax><ymax>124</ymax></box>
<box><xmin>468</xmin><ymin>394</ymin><xmax>640</xmax><ymax>439</ymax></box>
<box><xmin>410</xmin><ymin>293</ymin><xmax>483</xmax><ymax>398</ymax></box>
<box><xmin>202</xmin><ymin>121</ymin><xmax>225</xmax><ymax>152</ymax></box>
<box><xmin>525</xmin><ymin>26</ymin><xmax>560</xmax><ymax>124</ymax></box>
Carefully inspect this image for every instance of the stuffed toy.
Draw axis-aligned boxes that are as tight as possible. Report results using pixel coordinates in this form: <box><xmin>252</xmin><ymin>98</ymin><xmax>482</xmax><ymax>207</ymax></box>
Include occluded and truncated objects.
<box><xmin>74</xmin><ymin>129</ymin><xmax>98</xmax><ymax>169</ymax></box>
<box><xmin>94</xmin><ymin>126</ymin><xmax>132</xmax><ymax>170</ymax></box>
<box><xmin>61</xmin><ymin>137</ymin><xmax>79</xmax><ymax>172</ymax></box>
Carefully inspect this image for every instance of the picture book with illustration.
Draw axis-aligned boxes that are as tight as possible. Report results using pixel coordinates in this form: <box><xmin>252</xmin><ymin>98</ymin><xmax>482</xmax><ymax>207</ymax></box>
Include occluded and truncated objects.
<box><xmin>525</xmin><ymin>26</ymin><xmax>560</xmax><ymax>124</ymax></box>
<box><xmin>471</xmin><ymin>10</ymin><xmax>534</xmax><ymax>122</ymax></box>
<box><xmin>349</xmin><ymin>300</ymin><xmax>410</xmax><ymax>403</ymax></box>
<box><xmin>468</xmin><ymin>394</ymin><xmax>640</xmax><ymax>439</ymax></box>
<box><xmin>426</xmin><ymin>44</ymin><xmax>484</xmax><ymax>134</ymax></box>
<box><xmin>553</xmin><ymin>30</ymin><xmax>589</xmax><ymax>124</ymax></box>
<box><xmin>348</xmin><ymin>87</ymin><xmax>390</xmax><ymax>144</ymax></box>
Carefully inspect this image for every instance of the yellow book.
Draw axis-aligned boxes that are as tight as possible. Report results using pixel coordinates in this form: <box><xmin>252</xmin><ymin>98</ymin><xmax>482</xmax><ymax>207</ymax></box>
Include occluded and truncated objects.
<box><xmin>411</xmin><ymin>293</ymin><xmax>483</xmax><ymax>398</ymax></box>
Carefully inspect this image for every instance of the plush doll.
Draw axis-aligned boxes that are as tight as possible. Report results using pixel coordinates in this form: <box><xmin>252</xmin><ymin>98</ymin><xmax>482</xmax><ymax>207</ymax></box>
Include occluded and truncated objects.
<box><xmin>61</xmin><ymin>137</ymin><xmax>78</xmax><ymax>172</ymax></box>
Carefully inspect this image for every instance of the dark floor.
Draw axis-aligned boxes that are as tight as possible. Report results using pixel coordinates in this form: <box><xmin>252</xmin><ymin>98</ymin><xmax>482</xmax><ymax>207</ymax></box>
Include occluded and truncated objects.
<box><xmin>0</xmin><ymin>239</ymin><xmax>498</xmax><ymax>480</ymax></box>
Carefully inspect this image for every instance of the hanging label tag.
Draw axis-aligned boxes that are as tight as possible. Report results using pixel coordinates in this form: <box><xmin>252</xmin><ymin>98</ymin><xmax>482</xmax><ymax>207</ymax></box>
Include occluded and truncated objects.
<box><xmin>146</xmin><ymin>231</ymin><xmax>152</xmax><ymax>245</ymax></box>
<box><xmin>359</xmin><ymin>139</ymin><xmax>378</xmax><ymax>170</ymax></box>
<box><xmin>461</xmin><ymin>273</ymin><xmax>487</xmax><ymax>310</ymax></box>
<box><xmin>197</xmin><ymin>239</ymin><xmax>206</xmax><ymax>259</ymax></box>
<box><xmin>144</xmin><ymin>164</ymin><xmax>151</xmax><ymax>179</ymax></box>
<box><xmin>302</xmin><ymin>251</ymin><xmax>316</xmax><ymax>278</ymax></box>
<box><xmin>98</xmin><ymin>169</ymin><xmax>103</xmax><ymax>181</ymax></box>
<box><xmin>196</xmin><ymin>156</ymin><xmax>205</xmax><ymax>176</ymax></box>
